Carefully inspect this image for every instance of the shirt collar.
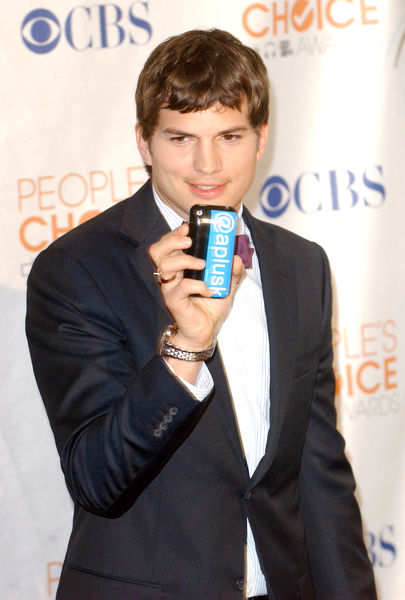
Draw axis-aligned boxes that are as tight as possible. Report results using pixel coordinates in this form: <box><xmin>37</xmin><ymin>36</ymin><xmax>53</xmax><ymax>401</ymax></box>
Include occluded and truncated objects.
<box><xmin>152</xmin><ymin>185</ymin><xmax>184</xmax><ymax>231</ymax></box>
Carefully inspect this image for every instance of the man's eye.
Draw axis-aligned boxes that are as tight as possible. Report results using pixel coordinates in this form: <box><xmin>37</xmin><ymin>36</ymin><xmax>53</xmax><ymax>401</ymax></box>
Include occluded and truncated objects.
<box><xmin>221</xmin><ymin>134</ymin><xmax>240</xmax><ymax>142</ymax></box>
<box><xmin>171</xmin><ymin>136</ymin><xmax>188</xmax><ymax>144</ymax></box>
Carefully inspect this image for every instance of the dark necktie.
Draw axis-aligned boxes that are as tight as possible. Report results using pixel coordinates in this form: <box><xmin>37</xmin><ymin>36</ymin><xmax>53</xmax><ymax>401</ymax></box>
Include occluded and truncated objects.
<box><xmin>235</xmin><ymin>234</ymin><xmax>254</xmax><ymax>269</ymax></box>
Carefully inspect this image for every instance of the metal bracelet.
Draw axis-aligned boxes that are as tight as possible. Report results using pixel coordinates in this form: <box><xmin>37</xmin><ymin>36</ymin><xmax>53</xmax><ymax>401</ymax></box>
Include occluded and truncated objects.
<box><xmin>158</xmin><ymin>323</ymin><xmax>216</xmax><ymax>362</ymax></box>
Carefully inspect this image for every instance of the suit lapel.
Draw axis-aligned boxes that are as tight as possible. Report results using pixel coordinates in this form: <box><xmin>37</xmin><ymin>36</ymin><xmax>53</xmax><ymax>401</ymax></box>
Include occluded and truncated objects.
<box><xmin>243</xmin><ymin>211</ymin><xmax>298</xmax><ymax>487</ymax></box>
<box><xmin>119</xmin><ymin>181</ymin><xmax>172</xmax><ymax>324</ymax></box>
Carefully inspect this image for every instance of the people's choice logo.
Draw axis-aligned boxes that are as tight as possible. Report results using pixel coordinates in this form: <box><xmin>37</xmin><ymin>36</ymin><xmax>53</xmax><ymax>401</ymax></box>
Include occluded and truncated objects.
<box><xmin>21</xmin><ymin>2</ymin><xmax>152</xmax><ymax>54</ymax></box>
<box><xmin>242</xmin><ymin>1</ymin><xmax>379</xmax><ymax>59</ymax></box>
<box><xmin>333</xmin><ymin>319</ymin><xmax>399</xmax><ymax>420</ymax></box>
<box><xmin>243</xmin><ymin>0</ymin><xmax>379</xmax><ymax>36</ymax></box>
<box><xmin>260</xmin><ymin>166</ymin><xmax>385</xmax><ymax>218</ymax></box>
<box><xmin>21</xmin><ymin>9</ymin><xmax>61</xmax><ymax>54</ymax></box>
<box><xmin>17</xmin><ymin>165</ymin><xmax>148</xmax><ymax>276</ymax></box>
<box><xmin>213</xmin><ymin>211</ymin><xmax>237</xmax><ymax>234</ymax></box>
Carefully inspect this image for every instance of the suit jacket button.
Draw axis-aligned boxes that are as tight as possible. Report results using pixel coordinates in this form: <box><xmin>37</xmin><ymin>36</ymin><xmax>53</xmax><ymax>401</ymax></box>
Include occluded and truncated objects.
<box><xmin>243</xmin><ymin>490</ymin><xmax>252</xmax><ymax>500</ymax></box>
<box><xmin>236</xmin><ymin>578</ymin><xmax>246</xmax><ymax>591</ymax></box>
<box><xmin>169</xmin><ymin>406</ymin><xmax>178</xmax><ymax>416</ymax></box>
<box><xmin>153</xmin><ymin>429</ymin><xmax>163</xmax><ymax>438</ymax></box>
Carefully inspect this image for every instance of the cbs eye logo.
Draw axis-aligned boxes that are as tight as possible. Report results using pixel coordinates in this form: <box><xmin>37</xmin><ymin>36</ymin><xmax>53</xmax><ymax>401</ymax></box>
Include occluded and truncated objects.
<box><xmin>260</xmin><ymin>176</ymin><xmax>290</xmax><ymax>218</ymax></box>
<box><xmin>21</xmin><ymin>9</ymin><xmax>61</xmax><ymax>54</ymax></box>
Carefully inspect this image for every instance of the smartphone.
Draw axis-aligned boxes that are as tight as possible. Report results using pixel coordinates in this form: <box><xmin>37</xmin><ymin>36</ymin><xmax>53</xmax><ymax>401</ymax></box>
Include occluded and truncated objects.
<box><xmin>184</xmin><ymin>204</ymin><xmax>238</xmax><ymax>298</ymax></box>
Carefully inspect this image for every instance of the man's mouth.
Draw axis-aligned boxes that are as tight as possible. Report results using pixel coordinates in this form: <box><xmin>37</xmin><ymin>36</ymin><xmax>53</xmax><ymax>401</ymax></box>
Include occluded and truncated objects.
<box><xmin>194</xmin><ymin>184</ymin><xmax>220</xmax><ymax>190</ymax></box>
<box><xmin>186</xmin><ymin>182</ymin><xmax>227</xmax><ymax>199</ymax></box>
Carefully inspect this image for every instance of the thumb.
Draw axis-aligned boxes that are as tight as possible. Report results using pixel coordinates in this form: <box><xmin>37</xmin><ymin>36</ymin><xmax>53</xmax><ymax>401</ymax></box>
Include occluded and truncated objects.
<box><xmin>228</xmin><ymin>255</ymin><xmax>245</xmax><ymax>299</ymax></box>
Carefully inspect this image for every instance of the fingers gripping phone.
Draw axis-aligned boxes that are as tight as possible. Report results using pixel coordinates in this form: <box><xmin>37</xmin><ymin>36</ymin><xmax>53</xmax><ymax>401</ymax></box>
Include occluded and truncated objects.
<box><xmin>184</xmin><ymin>204</ymin><xmax>238</xmax><ymax>298</ymax></box>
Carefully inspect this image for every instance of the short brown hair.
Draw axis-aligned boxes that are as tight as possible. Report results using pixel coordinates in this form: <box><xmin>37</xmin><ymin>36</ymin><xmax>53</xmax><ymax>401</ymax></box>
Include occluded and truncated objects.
<box><xmin>136</xmin><ymin>28</ymin><xmax>270</xmax><ymax>142</ymax></box>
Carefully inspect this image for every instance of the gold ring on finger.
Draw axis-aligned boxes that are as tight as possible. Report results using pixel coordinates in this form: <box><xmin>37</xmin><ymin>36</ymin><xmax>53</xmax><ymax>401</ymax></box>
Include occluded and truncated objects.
<box><xmin>153</xmin><ymin>270</ymin><xmax>174</xmax><ymax>284</ymax></box>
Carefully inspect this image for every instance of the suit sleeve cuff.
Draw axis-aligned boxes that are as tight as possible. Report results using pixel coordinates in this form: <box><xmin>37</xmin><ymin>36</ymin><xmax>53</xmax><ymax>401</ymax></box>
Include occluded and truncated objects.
<box><xmin>162</xmin><ymin>359</ymin><xmax>214</xmax><ymax>402</ymax></box>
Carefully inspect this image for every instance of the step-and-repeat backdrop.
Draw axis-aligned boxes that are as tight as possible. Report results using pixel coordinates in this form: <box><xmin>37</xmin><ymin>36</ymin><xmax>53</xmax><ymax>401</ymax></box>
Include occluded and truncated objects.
<box><xmin>1</xmin><ymin>1</ymin><xmax>404</xmax><ymax>598</ymax></box>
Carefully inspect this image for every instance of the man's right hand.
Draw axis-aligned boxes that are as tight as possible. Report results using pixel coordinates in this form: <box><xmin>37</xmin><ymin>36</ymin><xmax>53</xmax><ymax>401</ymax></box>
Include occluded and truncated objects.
<box><xmin>149</xmin><ymin>223</ymin><xmax>244</xmax><ymax>382</ymax></box>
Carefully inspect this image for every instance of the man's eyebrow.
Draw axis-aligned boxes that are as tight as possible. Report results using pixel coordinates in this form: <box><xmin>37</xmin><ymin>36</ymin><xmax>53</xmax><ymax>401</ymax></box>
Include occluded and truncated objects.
<box><xmin>162</xmin><ymin>125</ymin><xmax>250</xmax><ymax>137</ymax></box>
<box><xmin>162</xmin><ymin>128</ymin><xmax>192</xmax><ymax>136</ymax></box>
<box><xmin>217</xmin><ymin>125</ymin><xmax>250</xmax><ymax>135</ymax></box>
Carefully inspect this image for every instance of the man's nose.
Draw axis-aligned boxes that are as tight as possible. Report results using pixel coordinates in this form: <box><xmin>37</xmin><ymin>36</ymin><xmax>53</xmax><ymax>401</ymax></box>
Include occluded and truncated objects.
<box><xmin>193</xmin><ymin>141</ymin><xmax>221</xmax><ymax>174</ymax></box>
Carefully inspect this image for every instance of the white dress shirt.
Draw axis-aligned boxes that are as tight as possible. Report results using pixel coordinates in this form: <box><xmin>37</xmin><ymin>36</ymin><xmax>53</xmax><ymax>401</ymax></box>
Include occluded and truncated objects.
<box><xmin>153</xmin><ymin>189</ymin><xmax>270</xmax><ymax>597</ymax></box>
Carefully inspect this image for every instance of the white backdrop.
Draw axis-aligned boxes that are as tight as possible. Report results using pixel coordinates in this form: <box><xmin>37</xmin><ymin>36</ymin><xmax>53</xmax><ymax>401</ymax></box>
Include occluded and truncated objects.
<box><xmin>1</xmin><ymin>1</ymin><xmax>404</xmax><ymax>598</ymax></box>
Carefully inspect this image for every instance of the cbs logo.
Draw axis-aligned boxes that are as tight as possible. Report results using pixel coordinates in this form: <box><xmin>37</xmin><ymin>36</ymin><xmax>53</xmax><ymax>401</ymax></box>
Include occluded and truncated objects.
<box><xmin>366</xmin><ymin>525</ymin><xmax>396</xmax><ymax>568</ymax></box>
<box><xmin>21</xmin><ymin>3</ymin><xmax>152</xmax><ymax>54</ymax></box>
<box><xmin>260</xmin><ymin>166</ymin><xmax>385</xmax><ymax>217</ymax></box>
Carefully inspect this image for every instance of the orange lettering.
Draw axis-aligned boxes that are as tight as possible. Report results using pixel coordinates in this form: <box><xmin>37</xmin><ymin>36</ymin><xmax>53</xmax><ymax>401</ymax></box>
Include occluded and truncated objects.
<box><xmin>38</xmin><ymin>176</ymin><xmax>56</xmax><ymax>210</ymax></box>
<box><xmin>382</xmin><ymin>319</ymin><xmax>397</xmax><ymax>353</ymax></box>
<box><xmin>18</xmin><ymin>178</ymin><xmax>36</xmax><ymax>211</ymax></box>
<box><xmin>273</xmin><ymin>1</ymin><xmax>289</xmax><ymax>35</ymax></box>
<box><xmin>127</xmin><ymin>166</ymin><xmax>146</xmax><ymax>195</ymax></box>
<box><xmin>334</xmin><ymin>368</ymin><xmax>342</xmax><ymax>395</ymax></box>
<box><xmin>326</xmin><ymin>0</ymin><xmax>354</xmax><ymax>28</ymax></box>
<box><xmin>51</xmin><ymin>212</ymin><xmax>74</xmax><ymax>240</ymax></box>
<box><xmin>109</xmin><ymin>169</ymin><xmax>122</xmax><ymax>203</ymax></box>
<box><xmin>384</xmin><ymin>357</ymin><xmax>397</xmax><ymax>390</ymax></box>
<box><xmin>242</xmin><ymin>3</ymin><xmax>269</xmax><ymax>38</ymax></box>
<box><xmin>360</xmin><ymin>322</ymin><xmax>378</xmax><ymax>356</ymax></box>
<box><xmin>19</xmin><ymin>216</ymin><xmax>47</xmax><ymax>252</ymax></box>
<box><xmin>346</xmin><ymin>363</ymin><xmax>354</xmax><ymax>397</ymax></box>
<box><xmin>332</xmin><ymin>327</ymin><xmax>341</xmax><ymax>348</ymax></box>
<box><xmin>360</xmin><ymin>0</ymin><xmax>378</xmax><ymax>25</ymax></box>
<box><xmin>343</xmin><ymin>328</ymin><xmax>360</xmax><ymax>359</ymax></box>
<box><xmin>357</xmin><ymin>360</ymin><xmax>380</xmax><ymax>394</ymax></box>
<box><xmin>47</xmin><ymin>561</ymin><xmax>63</xmax><ymax>596</ymax></box>
<box><xmin>78</xmin><ymin>210</ymin><xmax>101</xmax><ymax>225</ymax></box>
<box><xmin>291</xmin><ymin>0</ymin><xmax>314</xmax><ymax>33</ymax></box>
<box><xmin>89</xmin><ymin>170</ymin><xmax>109</xmax><ymax>204</ymax></box>
<box><xmin>316</xmin><ymin>0</ymin><xmax>323</xmax><ymax>29</ymax></box>
<box><xmin>58</xmin><ymin>172</ymin><xmax>88</xmax><ymax>207</ymax></box>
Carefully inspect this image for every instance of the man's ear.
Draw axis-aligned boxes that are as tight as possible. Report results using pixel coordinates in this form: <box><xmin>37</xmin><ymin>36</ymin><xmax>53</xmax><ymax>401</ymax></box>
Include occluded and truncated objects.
<box><xmin>256</xmin><ymin>123</ymin><xmax>269</xmax><ymax>162</ymax></box>
<box><xmin>135</xmin><ymin>123</ymin><xmax>152</xmax><ymax>166</ymax></box>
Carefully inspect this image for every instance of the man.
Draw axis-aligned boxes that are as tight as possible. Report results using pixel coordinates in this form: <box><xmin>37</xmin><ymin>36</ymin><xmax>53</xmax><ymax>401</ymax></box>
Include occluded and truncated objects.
<box><xmin>26</xmin><ymin>29</ymin><xmax>377</xmax><ymax>600</ymax></box>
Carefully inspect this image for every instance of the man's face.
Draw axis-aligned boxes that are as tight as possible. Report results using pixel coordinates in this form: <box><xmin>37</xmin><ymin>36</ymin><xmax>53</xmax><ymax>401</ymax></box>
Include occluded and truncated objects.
<box><xmin>136</xmin><ymin>101</ymin><xmax>268</xmax><ymax>221</ymax></box>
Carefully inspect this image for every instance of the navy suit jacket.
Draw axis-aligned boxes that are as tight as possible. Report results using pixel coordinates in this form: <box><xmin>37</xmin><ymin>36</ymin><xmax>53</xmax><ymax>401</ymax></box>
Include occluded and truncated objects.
<box><xmin>26</xmin><ymin>180</ymin><xmax>377</xmax><ymax>599</ymax></box>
